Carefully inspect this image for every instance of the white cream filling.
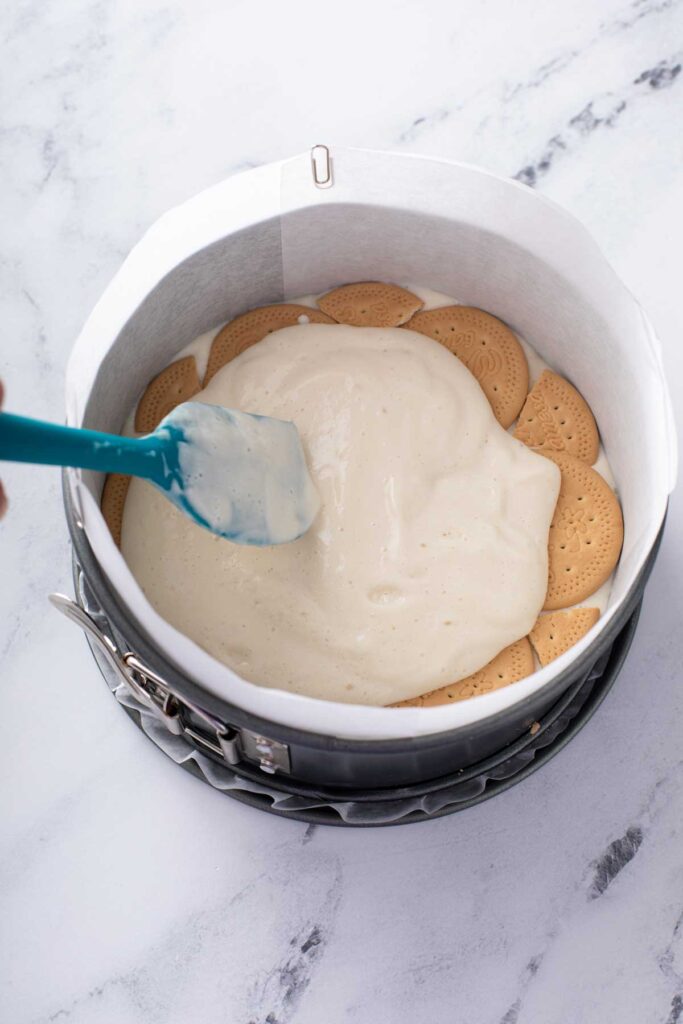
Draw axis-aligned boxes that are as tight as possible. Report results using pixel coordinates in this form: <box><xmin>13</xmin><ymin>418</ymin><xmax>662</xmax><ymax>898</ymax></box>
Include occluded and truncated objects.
<box><xmin>120</xmin><ymin>288</ymin><xmax>618</xmax><ymax>704</ymax></box>
<box><xmin>122</xmin><ymin>313</ymin><xmax>563</xmax><ymax>705</ymax></box>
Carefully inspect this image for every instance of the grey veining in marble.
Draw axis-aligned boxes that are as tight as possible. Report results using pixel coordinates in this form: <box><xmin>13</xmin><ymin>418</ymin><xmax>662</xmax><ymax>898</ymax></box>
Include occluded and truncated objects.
<box><xmin>1</xmin><ymin>1</ymin><xmax>682</xmax><ymax>1022</ymax></box>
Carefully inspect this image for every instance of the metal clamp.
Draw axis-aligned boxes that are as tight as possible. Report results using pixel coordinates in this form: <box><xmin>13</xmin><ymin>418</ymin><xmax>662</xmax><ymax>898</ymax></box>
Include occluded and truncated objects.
<box><xmin>311</xmin><ymin>144</ymin><xmax>333</xmax><ymax>189</ymax></box>
<box><xmin>49</xmin><ymin>593</ymin><xmax>291</xmax><ymax>775</ymax></box>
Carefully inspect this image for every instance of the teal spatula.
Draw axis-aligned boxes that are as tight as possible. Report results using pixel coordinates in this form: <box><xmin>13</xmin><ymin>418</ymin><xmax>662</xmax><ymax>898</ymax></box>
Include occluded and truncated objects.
<box><xmin>0</xmin><ymin>401</ymin><xmax>319</xmax><ymax>545</ymax></box>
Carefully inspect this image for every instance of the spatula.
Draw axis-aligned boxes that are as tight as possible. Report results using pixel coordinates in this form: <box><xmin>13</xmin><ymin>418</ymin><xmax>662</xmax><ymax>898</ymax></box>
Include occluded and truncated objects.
<box><xmin>0</xmin><ymin>401</ymin><xmax>319</xmax><ymax>545</ymax></box>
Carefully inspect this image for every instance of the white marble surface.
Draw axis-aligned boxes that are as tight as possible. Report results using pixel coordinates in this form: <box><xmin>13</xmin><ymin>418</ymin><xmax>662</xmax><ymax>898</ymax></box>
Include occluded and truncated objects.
<box><xmin>1</xmin><ymin>0</ymin><xmax>682</xmax><ymax>1020</ymax></box>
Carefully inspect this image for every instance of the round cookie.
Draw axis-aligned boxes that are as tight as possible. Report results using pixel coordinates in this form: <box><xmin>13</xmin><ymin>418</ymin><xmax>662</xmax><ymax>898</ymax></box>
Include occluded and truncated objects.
<box><xmin>540</xmin><ymin>450</ymin><xmax>623</xmax><ymax>610</ymax></box>
<box><xmin>101</xmin><ymin>473</ymin><xmax>130</xmax><ymax>549</ymax></box>
<box><xmin>317</xmin><ymin>282</ymin><xmax>423</xmax><ymax>327</ymax></box>
<box><xmin>135</xmin><ymin>356</ymin><xmax>200</xmax><ymax>434</ymax></box>
<box><xmin>514</xmin><ymin>370</ymin><xmax>599</xmax><ymax>464</ymax></box>
<box><xmin>106</xmin><ymin>355</ymin><xmax>201</xmax><ymax>545</ymax></box>
<box><xmin>393</xmin><ymin>638</ymin><xmax>534</xmax><ymax>707</ymax></box>
<box><xmin>404</xmin><ymin>306</ymin><xmax>529</xmax><ymax>428</ymax></box>
<box><xmin>529</xmin><ymin>607</ymin><xmax>600</xmax><ymax>666</ymax></box>
<box><xmin>204</xmin><ymin>304</ymin><xmax>334</xmax><ymax>386</ymax></box>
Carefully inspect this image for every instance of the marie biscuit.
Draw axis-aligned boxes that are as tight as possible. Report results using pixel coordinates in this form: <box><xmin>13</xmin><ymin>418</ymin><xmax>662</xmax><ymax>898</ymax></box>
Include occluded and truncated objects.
<box><xmin>514</xmin><ymin>370</ymin><xmax>599</xmax><ymax>464</ymax></box>
<box><xmin>318</xmin><ymin>282</ymin><xmax>423</xmax><ymax>328</ymax></box>
<box><xmin>530</xmin><ymin>607</ymin><xmax>601</xmax><ymax>666</ymax></box>
<box><xmin>405</xmin><ymin>306</ymin><xmax>529</xmax><ymax>427</ymax></box>
<box><xmin>540</xmin><ymin>450</ymin><xmax>623</xmax><ymax>610</ymax></box>
<box><xmin>135</xmin><ymin>356</ymin><xmax>200</xmax><ymax>434</ymax></box>
<box><xmin>100</xmin><ymin>473</ymin><xmax>131</xmax><ymax>549</ymax></box>
<box><xmin>204</xmin><ymin>304</ymin><xmax>334</xmax><ymax>386</ymax></box>
<box><xmin>394</xmin><ymin>637</ymin><xmax>534</xmax><ymax>707</ymax></box>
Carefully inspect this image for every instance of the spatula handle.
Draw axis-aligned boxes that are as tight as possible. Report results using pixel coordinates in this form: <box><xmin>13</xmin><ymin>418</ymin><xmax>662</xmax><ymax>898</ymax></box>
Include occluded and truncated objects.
<box><xmin>0</xmin><ymin>411</ymin><xmax>164</xmax><ymax>482</ymax></box>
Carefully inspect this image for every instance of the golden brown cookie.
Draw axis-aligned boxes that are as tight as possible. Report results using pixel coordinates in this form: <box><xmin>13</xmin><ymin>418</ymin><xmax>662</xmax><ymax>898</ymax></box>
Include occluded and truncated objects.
<box><xmin>540</xmin><ymin>450</ymin><xmax>623</xmax><ymax>610</ymax></box>
<box><xmin>404</xmin><ymin>306</ymin><xmax>529</xmax><ymax>427</ymax></box>
<box><xmin>529</xmin><ymin>607</ymin><xmax>600</xmax><ymax>666</ymax></box>
<box><xmin>393</xmin><ymin>637</ymin><xmax>534</xmax><ymax>707</ymax></box>
<box><xmin>317</xmin><ymin>282</ymin><xmax>423</xmax><ymax>327</ymax></box>
<box><xmin>204</xmin><ymin>304</ymin><xmax>335</xmax><ymax>386</ymax></box>
<box><xmin>514</xmin><ymin>370</ymin><xmax>599</xmax><ymax>464</ymax></box>
<box><xmin>134</xmin><ymin>356</ymin><xmax>201</xmax><ymax>434</ymax></box>
<box><xmin>101</xmin><ymin>473</ymin><xmax>130</xmax><ymax>548</ymax></box>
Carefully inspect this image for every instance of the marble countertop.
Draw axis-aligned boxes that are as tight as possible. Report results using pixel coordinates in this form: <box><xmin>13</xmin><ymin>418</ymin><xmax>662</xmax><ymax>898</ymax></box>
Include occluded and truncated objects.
<box><xmin>2</xmin><ymin>1</ymin><xmax>682</xmax><ymax>1021</ymax></box>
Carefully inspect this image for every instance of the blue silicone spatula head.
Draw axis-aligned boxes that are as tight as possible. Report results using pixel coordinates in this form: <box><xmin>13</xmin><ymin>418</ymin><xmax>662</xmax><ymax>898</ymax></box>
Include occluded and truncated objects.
<box><xmin>151</xmin><ymin>402</ymin><xmax>320</xmax><ymax>544</ymax></box>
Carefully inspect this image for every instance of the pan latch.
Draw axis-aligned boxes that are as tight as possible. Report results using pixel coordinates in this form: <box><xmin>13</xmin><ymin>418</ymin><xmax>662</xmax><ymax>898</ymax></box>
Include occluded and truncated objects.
<box><xmin>240</xmin><ymin>731</ymin><xmax>291</xmax><ymax>775</ymax></box>
<box><xmin>49</xmin><ymin>593</ymin><xmax>292</xmax><ymax>775</ymax></box>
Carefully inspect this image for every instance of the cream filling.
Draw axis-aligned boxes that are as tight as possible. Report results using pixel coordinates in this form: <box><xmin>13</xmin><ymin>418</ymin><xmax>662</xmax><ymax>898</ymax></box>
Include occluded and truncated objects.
<box><xmin>122</xmin><ymin>320</ymin><xmax>561</xmax><ymax>705</ymax></box>
<box><xmin>132</xmin><ymin>286</ymin><xmax>616</xmax><ymax>616</ymax></box>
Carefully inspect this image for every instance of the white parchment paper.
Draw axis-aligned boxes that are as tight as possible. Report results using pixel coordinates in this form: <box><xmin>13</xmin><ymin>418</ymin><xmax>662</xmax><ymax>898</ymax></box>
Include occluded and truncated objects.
<box><xmin>65</xmin><ymin>147</ymin><xmax>676</xmax><ymax>740</ymax></box>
